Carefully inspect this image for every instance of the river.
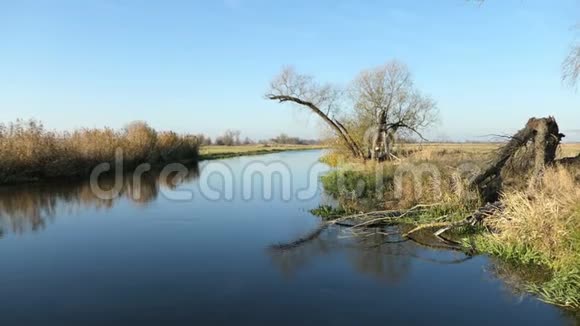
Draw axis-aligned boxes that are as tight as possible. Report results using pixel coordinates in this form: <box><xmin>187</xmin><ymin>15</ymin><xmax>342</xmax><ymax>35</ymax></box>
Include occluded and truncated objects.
<box><xmin>0</xmin><ymin>150</ymin><xmax>576</xmax><ymax>325</ymax></box>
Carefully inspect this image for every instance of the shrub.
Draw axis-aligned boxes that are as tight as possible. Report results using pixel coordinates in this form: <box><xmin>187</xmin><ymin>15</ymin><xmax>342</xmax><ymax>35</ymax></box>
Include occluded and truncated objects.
<box><xmin>123</xmin><ymin>121</ymin><xmax>158</xmax><ymax>163</ymax></box>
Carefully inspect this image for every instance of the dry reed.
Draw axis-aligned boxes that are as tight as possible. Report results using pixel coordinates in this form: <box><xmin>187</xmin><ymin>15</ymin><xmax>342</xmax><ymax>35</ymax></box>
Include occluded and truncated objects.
<box><xmin>0</xmin><ymin>119</ymin><xmax>200</xmax><ymax>184</ymax></box>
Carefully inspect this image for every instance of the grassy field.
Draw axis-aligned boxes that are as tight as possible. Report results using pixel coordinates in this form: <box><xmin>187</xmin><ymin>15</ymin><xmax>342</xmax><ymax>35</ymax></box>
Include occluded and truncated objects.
<box><xmin>199</xmin><ymin>144</ymin><xmax>326</xmax><ymax>160</ymax></box>
<box><xmin>396</xmin><ymin>142</ymin><xmax>580</xmax><ymax>158</ymax></box>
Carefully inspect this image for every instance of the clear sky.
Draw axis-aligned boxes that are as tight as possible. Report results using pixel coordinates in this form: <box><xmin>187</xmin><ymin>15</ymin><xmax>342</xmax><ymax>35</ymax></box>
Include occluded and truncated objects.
<box><xmin>0</xmin><ymin>0</ymin><xmax>578</xmax><ymax>141</ymax></box>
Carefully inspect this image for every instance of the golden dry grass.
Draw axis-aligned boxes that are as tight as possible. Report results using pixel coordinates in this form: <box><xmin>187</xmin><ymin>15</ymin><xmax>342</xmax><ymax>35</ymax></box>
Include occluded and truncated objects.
<box><xmin>559</xmin><ymin>142</ymin><xmax>580</xmax><ymax>158</ymax></box>
<box><xmin>487</xmin><ymin>166</ymin><xmax>580</xmax><ymax>266</ymax></box>
<box><xmin>397</xmin><ymin>142</ymin><xmax>579</xmax><ymax>159</ymax></box>
<box><xmin>478</xmin><ymin>165</ymin><xmax>580</xmax><ymax>308</ymax></box>
<box><xmin>399</xmin><ymin>142</ymin><xmax>501</xmax><ymax>153</ymax></box>
<box><xmin>324</xmin><ymin>142</ymin><xmax>580</xmax><ymax>204</ymax></box>
<box><xmin>0</xmin><ymin>119</ymin><xmax>200</xmax><ymax>183</ymax></box>
<box><xmin>321</xmin><ymin>144</ymin><xmax>486</xmax><ymax>212</ymax></box>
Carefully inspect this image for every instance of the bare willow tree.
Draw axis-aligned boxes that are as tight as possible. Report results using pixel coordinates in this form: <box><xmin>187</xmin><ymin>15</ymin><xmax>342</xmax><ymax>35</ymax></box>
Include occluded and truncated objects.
<box><xmin>474</xmin><ymin>1</ymin><xmax>579</xmax><ymax>88</ymax></box>
<box><xmin>562</xmin><ymin>36</ymin><xmax>580</xmax><ymax>88</ymax></box>
<box><xmin>350</xmin><ymin>61</ymin><xmax>438</xmax><ymax>160</ymax></box>
<box><xmin>266</xmin><ymin>67</ymin><xmax>365</xmax><ymax>158</ymax></box>
<box><xmin>266</xmin><ymin>63</ymin><xmax>437</xmax><ymax>160</ymax></box>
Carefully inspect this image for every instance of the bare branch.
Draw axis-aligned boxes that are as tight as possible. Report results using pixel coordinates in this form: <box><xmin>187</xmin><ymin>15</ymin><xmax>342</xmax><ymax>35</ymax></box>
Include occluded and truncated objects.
<box><xmin>350</xmin><ymin>60</ymin><xmax>438</xmax><ymax>159</ymax></box>
<box><xmin>266</xmin><ymin>68</ymin><xmax>365</xmax><ymax>158</ymax></box>
<box><xmin>563</xmin><ymin>43</ymin><xmax>580</xmax><ymax>88</ymax></box>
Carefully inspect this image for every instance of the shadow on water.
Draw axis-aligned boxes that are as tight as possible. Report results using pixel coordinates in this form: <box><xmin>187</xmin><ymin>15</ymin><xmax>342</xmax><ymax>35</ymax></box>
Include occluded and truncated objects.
<box><xmin>0</xmin><ymin>162</ymin><xmax>199</xmax><ymax>235</ymax></box>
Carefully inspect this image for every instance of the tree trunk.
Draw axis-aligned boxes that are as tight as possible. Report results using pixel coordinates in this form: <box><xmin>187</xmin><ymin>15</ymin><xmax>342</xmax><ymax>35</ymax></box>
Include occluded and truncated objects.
<box><xmin>268</xmin><ymin>95</ymin><xmax>365</xmax><ymax>159</ymax></box>
<box><xmin>371</xmin><ymin>131</ymin><xmax>379</xmax><ymax>160</ymax></box>
<box><xmin>334</xmin><ymin>119</ymin><xmax>366</xmax><ymax>159</ymax></box>
<box><xmin>472</xmin><ymin>117</ymin><xmax>564</xmax><ymax>202</ymax></box>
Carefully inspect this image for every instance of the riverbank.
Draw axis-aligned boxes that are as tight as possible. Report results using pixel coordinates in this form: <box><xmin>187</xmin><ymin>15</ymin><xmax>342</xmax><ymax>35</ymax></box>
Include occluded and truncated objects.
<box><xmin>314</xmin><ymin>144</ymin><xmax>580</xmax><ymax>309</ymax></box>
<box><xmin>0</xmin><ymin>124</ymin><xmax>324</xmax><ymax>185</ymax></box>
<box><xmin>199</xmin><ymin>144</ymin><xmax>326</xmax><ymax>160</ymax></box>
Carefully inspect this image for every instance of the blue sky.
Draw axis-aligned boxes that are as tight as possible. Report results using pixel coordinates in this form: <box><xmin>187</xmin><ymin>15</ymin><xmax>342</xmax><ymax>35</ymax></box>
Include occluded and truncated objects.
<box><xmin>0</xmin><ymin>0</ymin><xmax>578</xmax><ymax>141</ymax></box>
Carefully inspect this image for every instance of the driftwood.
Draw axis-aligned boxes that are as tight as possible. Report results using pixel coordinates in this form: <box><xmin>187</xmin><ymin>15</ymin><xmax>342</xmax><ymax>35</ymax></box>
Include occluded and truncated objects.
<box><xmin>471</xmin><ymin>117</ymin><xmax>565</xmax><ymax>202</ymax></box>
<box><xmin>402</xmin><ymin>201</ymin><xmax>503</xmax><ymax>238</ymax></box>
<box><xmin>270</xmin><ymin>204</ymin><xmax>440</xmax><ymax>250</ymax></box>
<box><xmin>270</xmin><ymin>200</ymin><xmax>506</xmax><ymax>252</ymax></box>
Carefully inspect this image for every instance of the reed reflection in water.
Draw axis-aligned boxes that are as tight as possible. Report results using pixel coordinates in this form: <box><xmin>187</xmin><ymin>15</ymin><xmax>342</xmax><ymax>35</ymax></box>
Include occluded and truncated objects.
<box><xmin>0</xmin><ymin>163</ymin><xmax>199</xmax><ymax>235</ymax></box>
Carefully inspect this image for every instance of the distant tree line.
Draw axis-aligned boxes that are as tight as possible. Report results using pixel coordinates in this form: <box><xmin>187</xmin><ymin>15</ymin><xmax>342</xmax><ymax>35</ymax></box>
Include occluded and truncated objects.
<box><xmin>214</xmin><ymin>130</ymin><xmax>241</xmax><ymax>146</ymax></box>
<box><xmin>268</xmin><ymin>133</ymin><xmax>320</xmax><ymax>145</ymax></box>
<box><xmin>200</xmin><ymin>130</ymin><xmax>320</xmax><ymax>146</ymax></box>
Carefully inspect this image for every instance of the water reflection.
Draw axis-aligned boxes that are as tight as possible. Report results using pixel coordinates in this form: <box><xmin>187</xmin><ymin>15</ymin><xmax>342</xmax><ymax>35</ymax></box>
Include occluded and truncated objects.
<box><xmin>0</xmin><ymin>163</ymin><xmax>199</xmax><ymax>235</ymax></box>
<box><xmin>269</xmin><ymin>223</ymin><xmax>579</xmax><ymax>321</ymax></box>
<box><xmin>348</xmin><ymin>230</ymin><xmax>415</xmax><ymax>285</ymax></box>
<box><xmin>270</xmin><ymin>225</ymin><xmax>472</xmax><ymax>284</ymax></box>
<box><xmin>487</xmin><ymin>259</ymin><xmax>580</xmax><ymax>322</ymax></box>
<box><xmin>0</xmin><ymin>150</ymin><xmax>575</xmax><ymax>324</ymax></box>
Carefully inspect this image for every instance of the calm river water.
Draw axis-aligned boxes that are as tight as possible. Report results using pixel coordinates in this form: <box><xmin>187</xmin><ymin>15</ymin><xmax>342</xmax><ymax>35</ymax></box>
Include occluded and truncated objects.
<box><xmin>0</xmin><ymin>150</ymin><xmax>576</xmax><ymax>325</ymax></box>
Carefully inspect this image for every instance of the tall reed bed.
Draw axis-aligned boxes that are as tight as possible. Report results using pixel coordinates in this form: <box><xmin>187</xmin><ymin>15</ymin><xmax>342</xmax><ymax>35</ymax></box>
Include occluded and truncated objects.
<box><xmin>478</xmin><ymin>166</ymin><xmax>580</xmax><ymax>307</ymax></box>
<box><xmin>0</xmin><ymin>119</ymin><xmax>200</xmax><ymax>183</ymax></box>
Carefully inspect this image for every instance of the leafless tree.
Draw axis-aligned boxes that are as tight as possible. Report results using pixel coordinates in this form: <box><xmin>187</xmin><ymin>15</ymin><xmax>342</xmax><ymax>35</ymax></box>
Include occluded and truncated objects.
<box><xmin>266</xmin><ymin>64</ymin><xmax>437</xmax><ymax>160</ymax></box>
<box><xmin>266</xmin><ymin>67</ymin><xmax>365</xmax><ymax>158</ymax></box>
<box><xmin>242</xmin><ymin>137</ymin><xmax>254</xmax><ymax>145</ymax></box>
<box><xmin>215</xmin><ymin>129</ymin><xmax>241</xmax><ymax>146</ymax></box>
<box><xmin>351</xmin><ymin>61</ymin><xmax>438</xmax><ymax>160</ymax></box>
<box><xmin>562</xmin><ymin>27</ymin><xmax>580</xmax><ymax>88</ymax></box>
<box><xmin>473</xmin><ymin>1</ymin><xmax>579</xmax><ymax>88</ymax></box>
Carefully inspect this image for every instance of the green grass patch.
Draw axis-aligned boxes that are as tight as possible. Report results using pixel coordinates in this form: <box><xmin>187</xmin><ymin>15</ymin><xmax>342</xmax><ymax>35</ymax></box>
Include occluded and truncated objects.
<box><xmin>467</xmin><ymin>235</ymin><xmax>550</xmax><ymax>266</ymax></box>
<box><xmin>527</xmin><ymin>268</ymin><xmax>580</xmax><ymax>308</ymax></box>
<box><xmin>320</xmin><ymin>167</ymin><xmax>395</xmax><ymax>199</ymax></box>
<box><xmin>309</xmin><ymin>205</ymin><xmax>348</xmax><ymax>220</ymax></box>
<box><xmin>464</xmin><ymin>234</ymin><xmax>580</xmax><ymax>309</ymax></box>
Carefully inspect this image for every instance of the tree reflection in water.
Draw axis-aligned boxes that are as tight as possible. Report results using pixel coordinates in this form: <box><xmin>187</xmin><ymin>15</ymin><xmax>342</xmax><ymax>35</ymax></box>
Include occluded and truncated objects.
<box><xmin>0</xmin><ymin>163</ymin><xmax>199</xmax><ymax>235</ymax></box>
<box><xmin>269</xmin><ymin>224</ymin><xmax>472</xmax><ymax>284</ymax></box>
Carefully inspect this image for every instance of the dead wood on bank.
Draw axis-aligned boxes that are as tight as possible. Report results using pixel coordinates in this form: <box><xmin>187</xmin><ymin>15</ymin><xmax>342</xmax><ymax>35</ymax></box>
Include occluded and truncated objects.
<box><xmin>471</xmin><ymin>117</ymin><xmax>564</xmax><ymax>202</ymax></box>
